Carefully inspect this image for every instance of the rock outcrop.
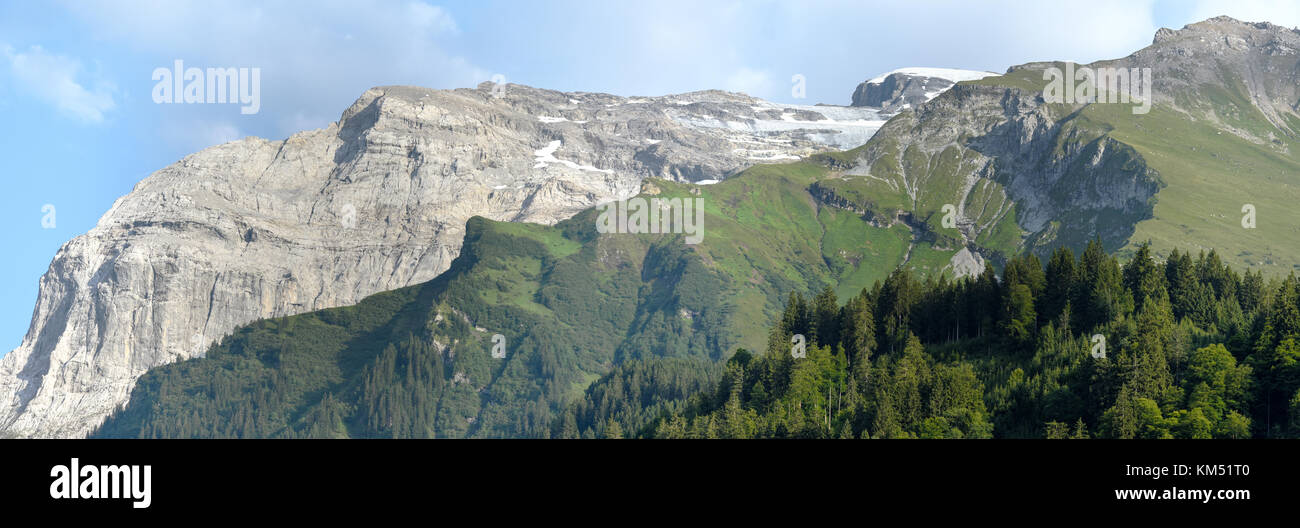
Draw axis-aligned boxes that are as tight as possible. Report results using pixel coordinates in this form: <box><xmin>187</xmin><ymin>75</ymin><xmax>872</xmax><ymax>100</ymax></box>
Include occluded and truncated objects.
<box><xmin>851</xmin><ymin>67</ymin><xmax>997</xmax><ymax>112</ymax></box>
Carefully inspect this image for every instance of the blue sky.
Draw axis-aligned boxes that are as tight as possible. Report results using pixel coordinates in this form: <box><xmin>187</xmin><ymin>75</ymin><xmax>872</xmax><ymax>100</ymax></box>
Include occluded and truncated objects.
<box><xmin>1</xmin><ymin>0</ymin><xmax>1298</xmax><ymax>355</ymax></box>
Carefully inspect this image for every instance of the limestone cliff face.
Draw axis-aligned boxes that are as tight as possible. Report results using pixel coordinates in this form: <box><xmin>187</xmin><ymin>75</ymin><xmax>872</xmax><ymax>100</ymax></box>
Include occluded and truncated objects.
<box><xmin>0</xmin><ymin>82</ymin><xmax>887</xmax><ymax>438</ymax></box>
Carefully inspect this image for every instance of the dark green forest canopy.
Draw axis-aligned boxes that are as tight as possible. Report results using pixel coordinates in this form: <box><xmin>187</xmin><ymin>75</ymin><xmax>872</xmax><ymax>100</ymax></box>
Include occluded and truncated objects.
<box><xmin>649</xmin><ymin>243</ymin><xmax>1295</xmax><ymax>439</ymax></box>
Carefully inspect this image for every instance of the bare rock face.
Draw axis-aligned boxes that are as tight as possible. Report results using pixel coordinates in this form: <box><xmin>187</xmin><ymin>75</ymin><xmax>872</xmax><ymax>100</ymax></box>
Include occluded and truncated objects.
<box><xmin>851</xmin><ymin>68</ymin><xmax>998</xmax><ymax>112</ymax></box>
<box><xmin>844</xmin><ymin>70</ymin><xmax>1164</xmax><ymax>264</ymax></box>
<box><xmin>0</xmin><ymin>82</ymin><xmax>889</xmax><ymax>438</ymax></box>
<box><xmin>842</xmin><ymin>17</ymin><xmax>1300</xmax><ymax>271</ymax></box>
<box><xmin>1127</xmin><ymin>16</ymin><xmax>1300</xmax><ymax>137</ymax></box>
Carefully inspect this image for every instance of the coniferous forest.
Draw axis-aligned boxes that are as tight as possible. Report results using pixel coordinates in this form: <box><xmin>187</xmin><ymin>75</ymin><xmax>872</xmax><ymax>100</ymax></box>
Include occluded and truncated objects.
<box><xmin>621</xmin><ymin>241</ymin><xmax>1296</xmax><ymax>439</ymax></box>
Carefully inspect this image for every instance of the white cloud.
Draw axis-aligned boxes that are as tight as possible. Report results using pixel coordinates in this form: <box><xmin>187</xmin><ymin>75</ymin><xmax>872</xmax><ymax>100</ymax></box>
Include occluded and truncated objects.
<box><xmin>199</xmin><ymin>122</ymin><xmax>244</xmax><ymax>147</ymax></box>
<box><xmin>281</xmin><ymin>112</ymin><xmax>332</xmax><ymax>135</ymax></box>
<box><xmin>822</xmin><ymin>0</ymin><xmax>1159</xmax><ymax>65</ymax></box>
<box><xmin>157</xmin><ymin>117</ymin><xmax>244</xmax><ymax>153</ymax></box>
<box><xmin>406</xmin><ymin>1</ymin><xmax>458</xmax><ymax>35</ymax></box>
<box><xmin>2</xmin><ymin>44</ymin><xmax>116</xmax><ymax>123</ymax></box>
<box><xmin>724</xmin><ymin>67</ymin><xmax>774</xmax><ymax>98</ymax></box>
<box><xmin>59</xmin><ymin>0</ymin><xmax>481</xmax><ymax>136</ymax></box>
<box><xmin>1189</xmin><ymin>0</ymin><xmax>1300</xmax><ymax>28</ymax></box>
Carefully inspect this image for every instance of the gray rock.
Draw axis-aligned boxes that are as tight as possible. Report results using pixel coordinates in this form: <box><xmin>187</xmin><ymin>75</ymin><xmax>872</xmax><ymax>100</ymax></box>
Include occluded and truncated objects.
<box><xmin>850</xmin><ymin>68</ymin><xmax>997</xmax><ymax>112</ymax></box>
<box><xmin>853</xmin><ymin>73</ymin><xmax>953</xmax><ymax>111</ymax></box>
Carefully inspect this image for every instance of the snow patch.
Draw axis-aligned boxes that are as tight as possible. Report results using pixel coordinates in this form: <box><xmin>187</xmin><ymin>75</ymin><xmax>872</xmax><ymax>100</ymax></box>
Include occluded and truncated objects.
<box><xmin>736</xmin><ymin>148</ymin><xmax>800</xmax><ymax>162</ymax></box>
<box><xmin>533</xmin><ymin>140</ymin><xmax>613</xmax><ymax>174</ymax></box>
<box><xmin>676</xmin><ymin>100</ymin><xmax>889</xmax><ymax>150</ymax></box>
<box><xmin>867</xmin><ymin>67</ymin><xmax>998</xmax><ymax>84</ymax></box>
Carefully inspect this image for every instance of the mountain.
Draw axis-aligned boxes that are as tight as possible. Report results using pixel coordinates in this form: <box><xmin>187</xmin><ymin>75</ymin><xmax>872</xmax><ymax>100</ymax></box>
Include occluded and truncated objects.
<box><xmin>0</xmin><ymin>81</ymin><xmax>916</xmax><ymax>438</ymax></box>
<box><xmin>851</xmin><ymin>67</ymin><xmax>999</xmax><ymax>112</ymax></box>
<box><xmin>834</xmin><ymin>16</ymin><xmax>1300</xmax><ymax>270</ymax></box>
<box><xmin>87</xmin><ymin>16</ymin><xmax>1300</xmax><ymax>440</ymax></box>
<box><xmin>92</xmin><ymin>168</ymin><xmax>1294</xmax><ymax>440</ymax></box>
<box><xmin>15</xmin><ymin>15</ymin><xmax>1300</xmax><ymax>439</ymax></box>
<box><xmin>94</xmin><ymin>161</ymin><xmax>946</xmax><ymax>438</ymax></box>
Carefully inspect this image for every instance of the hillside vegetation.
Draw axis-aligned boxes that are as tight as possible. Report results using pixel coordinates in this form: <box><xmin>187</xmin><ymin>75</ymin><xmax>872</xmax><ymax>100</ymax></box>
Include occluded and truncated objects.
<box><xmin>96</xmin><ymin>159</ymin><xmax>971</xmax><ymax>438</ymax></box>
<box><xmin>645</xmin><ymin>243</ymin><xmax>1299</xmax><ymax>439</ymax></box>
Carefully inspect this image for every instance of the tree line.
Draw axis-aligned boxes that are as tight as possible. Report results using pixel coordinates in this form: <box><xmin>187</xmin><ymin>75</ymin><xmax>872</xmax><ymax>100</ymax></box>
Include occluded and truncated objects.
<box><xmin>625</xmin><ymin>241</ymin><xmax>1296</xmax><ymax>438</ymax></box>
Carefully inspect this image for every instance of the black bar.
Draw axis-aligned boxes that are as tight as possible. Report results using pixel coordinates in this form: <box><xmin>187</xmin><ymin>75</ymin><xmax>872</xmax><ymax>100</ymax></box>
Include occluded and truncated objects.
<box><xmin>2</xmin><ymin>439</ymin><xmax>1289</xmax><ymax>516</ymax></box>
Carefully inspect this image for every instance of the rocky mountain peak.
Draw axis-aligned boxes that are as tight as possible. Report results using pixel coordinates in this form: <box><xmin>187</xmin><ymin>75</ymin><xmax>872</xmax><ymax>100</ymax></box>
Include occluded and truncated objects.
<box><xmin>1110</xmin><ymin>15</ymin><xmax>1300</xmax><ymax>136</ymax></box>
<box><xmin>1152</xmin><ymin>15</ymin><xmax>1300</xmax><ymax>49</ymax></box>
<box><xmin>850</xmin><ymin>67</ymin><xmax>997</xmax><ymax>113</ymax></box>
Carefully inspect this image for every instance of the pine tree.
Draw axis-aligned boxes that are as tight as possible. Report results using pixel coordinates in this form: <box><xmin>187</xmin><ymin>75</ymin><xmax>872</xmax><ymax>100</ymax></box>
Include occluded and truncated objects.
<box><xmin>877</xmin><ymin>269</ymin><xmax>919</xmax><ymax>353</ymax></box>
<box><xmin>1076</xmin><ymin>238</ymin><xmax>1128</xmax><ymax>331</ymax></box>
<box><xmin>1071</xmin><ymin>418</ymin><xmax>1089</xmax><ymax>439</ymax></box>
<box><xmin>1123</xmin><ymin>242</ymin><xmax>1165</xmax><ymax>314</ymax></box>
<box><xmin>1165</xmin><ymin>249</ymin><xmax>1197</xmax><ymax>319</ymax></box>
<box><xmin>1043</xmin><ymin>247</ymin><xmax>1076</xmax><ymax>327</ymax></box>
<box><xmin>840</xmin><ymin>292</ymin><xmax>876</xmax><ymax>383</ymax></box>
<box><xmin>1003</xmin><ymin>283</ymin><xmax>1037</xmax><ymax>350</ymax></box>
<box><xmin>812</xmin><ymin>285</ymin><xmax>841</xmax><ymax>347</ymax></box>
<box><xmin>605</xmin><ymin>420</ymin><xmax>624</xmax><ymax>439</ymax></box>
<box><xmin>1238</xmin><ymin>269</ymin><xmax>1265</xmax><ymax>313</ymax></box>
<box><xmin>560</xmin><ymin>413</ymin><xmax>579</xmax><ymax>439</ymax></box>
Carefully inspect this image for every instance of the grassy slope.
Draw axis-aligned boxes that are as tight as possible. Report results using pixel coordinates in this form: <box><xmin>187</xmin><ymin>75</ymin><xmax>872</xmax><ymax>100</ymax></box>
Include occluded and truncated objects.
<box><xmin>971</xmin><ymin>66</ymin><xmax>1300</xmax><ymax>271</ymax></box>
